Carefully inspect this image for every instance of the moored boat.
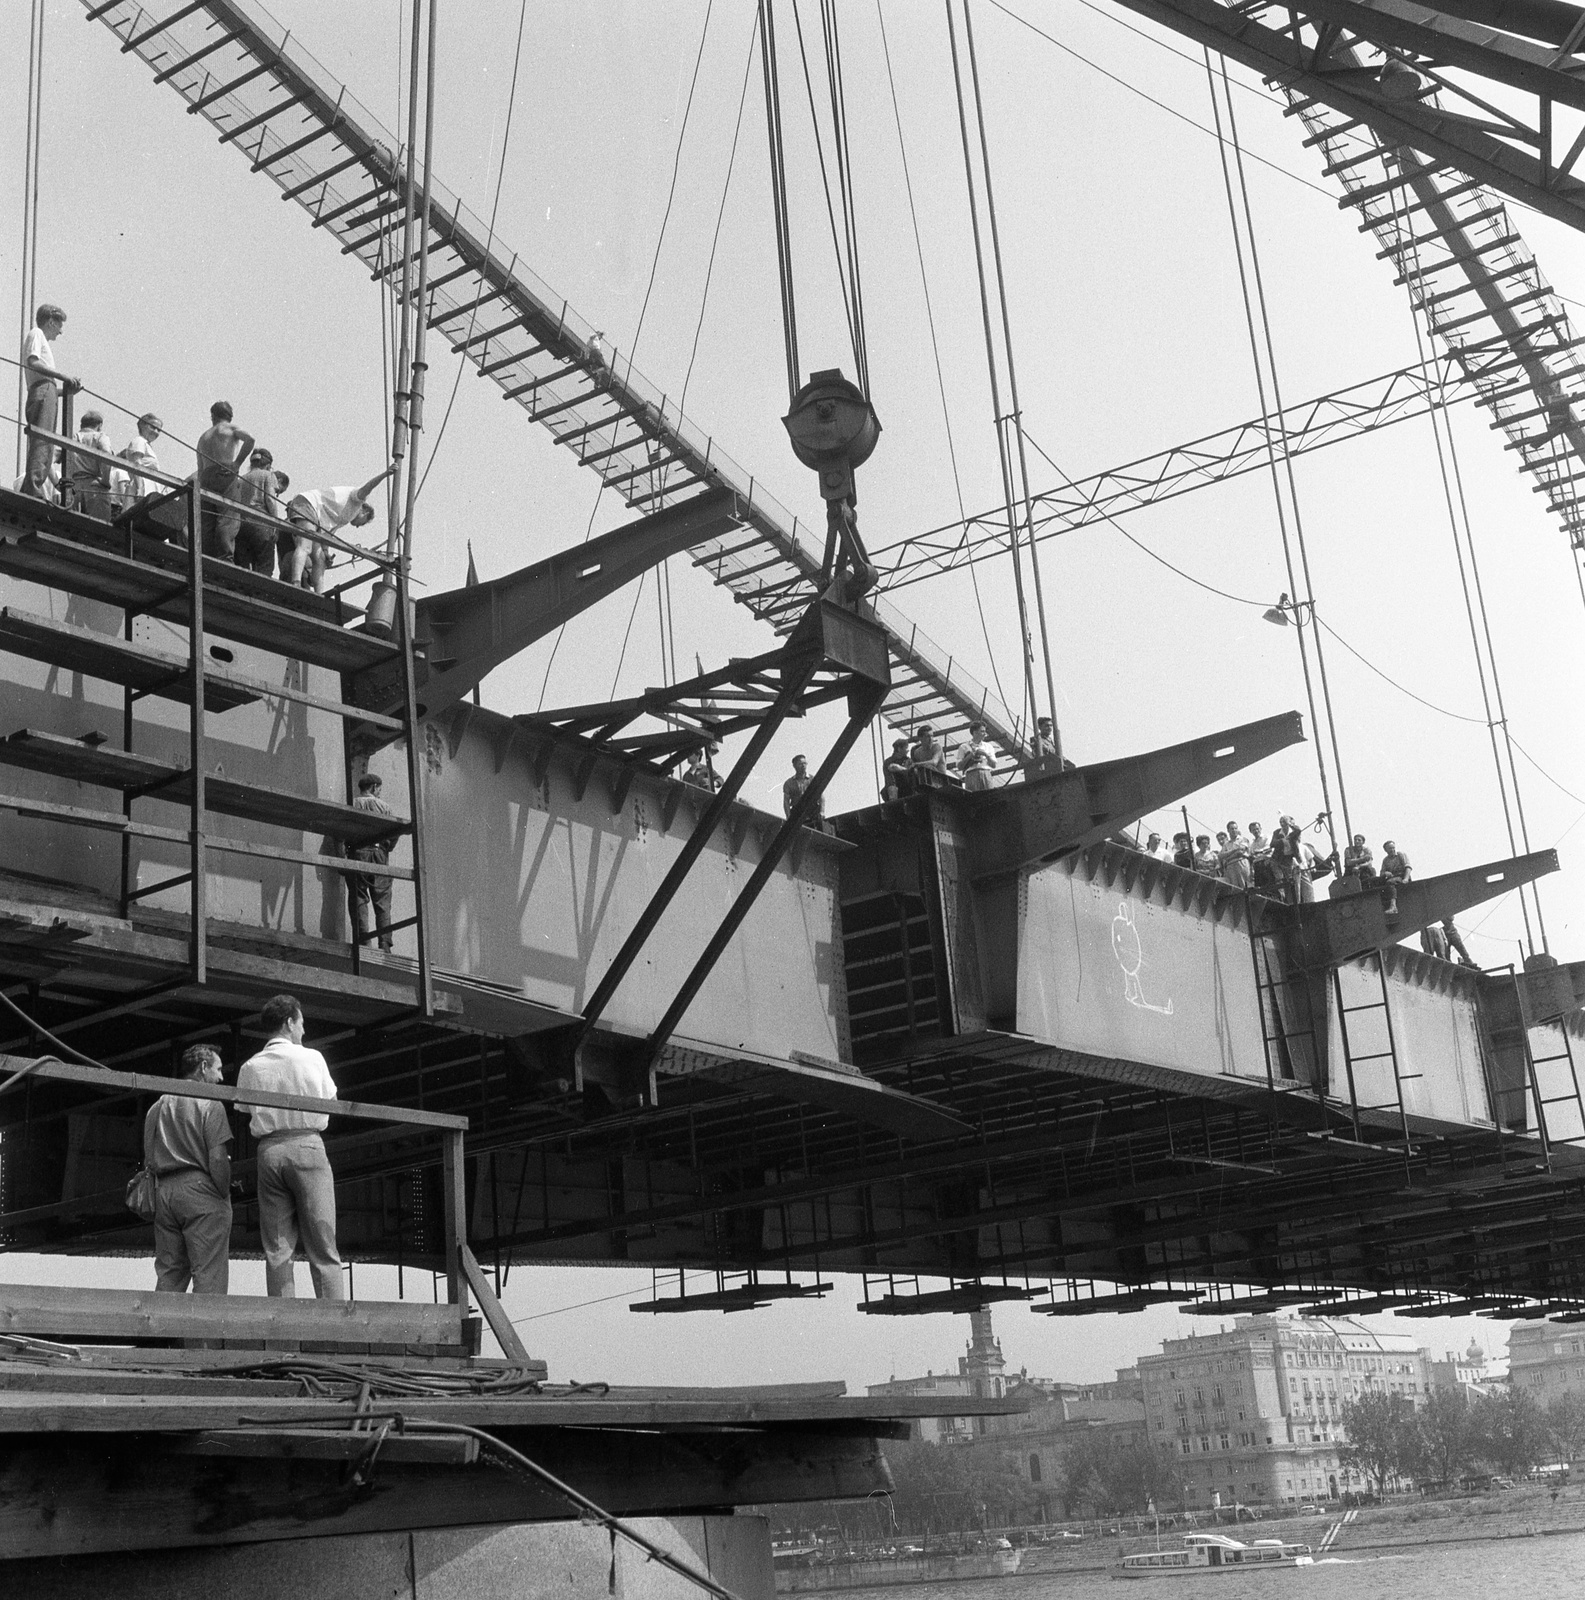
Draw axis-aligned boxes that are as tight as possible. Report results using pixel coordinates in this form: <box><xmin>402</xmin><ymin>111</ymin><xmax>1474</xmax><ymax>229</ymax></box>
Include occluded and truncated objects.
<box><xmin>1115</xmin><ymin>1532</ymin><xmax>1313</xmax><ymax>1579</ymax></box>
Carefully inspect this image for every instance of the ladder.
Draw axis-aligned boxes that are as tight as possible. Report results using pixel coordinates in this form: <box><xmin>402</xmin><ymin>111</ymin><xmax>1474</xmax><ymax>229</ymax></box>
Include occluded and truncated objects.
<box><xmin>1248</xmin><ymin>923</ymin><xmax>1320</xmax><ymax>1094</ymax></box>
<box><xmin>1507</xmin><ymin>970</ymin><xmax>1585</xmax><ymax>1161</ymax></box>
<box><xmin>1331</xmin><ymin>952</ymin><xmax>1417</xmax><ymax>1156</ymax></box>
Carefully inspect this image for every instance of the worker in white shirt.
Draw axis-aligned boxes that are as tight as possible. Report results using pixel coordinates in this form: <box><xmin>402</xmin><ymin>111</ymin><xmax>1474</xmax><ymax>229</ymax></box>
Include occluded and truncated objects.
<box><xmin>143</xmin><ymin>1043</ymin><xmax>233</xmax><ymax>1294</ymax></box>
<box><xmin>20</xmin><ymin>302</ymin><xmax>80</xmax><ymax>501</ymax></box>
<box><xmin>236</xmin><ymin>993</ymin><xmax>346</xmax><ymax>1299</ymax></box>
<box><xmin>282</xmin><ymin>464</ymin><xmax>396</xmax><ymax>591</ymax></box>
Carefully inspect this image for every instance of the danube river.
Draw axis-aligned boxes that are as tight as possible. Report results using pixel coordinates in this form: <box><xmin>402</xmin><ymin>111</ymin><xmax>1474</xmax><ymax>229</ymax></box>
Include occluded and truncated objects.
<box><xmin>834</xmin><ymin>1530</ymin><xmax>1585</xmax><ymax>1600</ymax></box>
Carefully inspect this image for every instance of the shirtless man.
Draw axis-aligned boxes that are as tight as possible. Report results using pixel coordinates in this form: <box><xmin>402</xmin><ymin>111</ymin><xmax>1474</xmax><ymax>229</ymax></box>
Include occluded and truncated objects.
<box><xmin>195</xmin><ymin>401</ymin><xmax>255</xmax><ymax>559</ymax></box>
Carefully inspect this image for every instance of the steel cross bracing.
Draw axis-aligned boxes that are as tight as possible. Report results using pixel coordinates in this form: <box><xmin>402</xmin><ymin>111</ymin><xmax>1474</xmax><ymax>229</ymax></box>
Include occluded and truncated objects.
<box><xmin>81</xmin><ymin>0</ymin><xmax>1021</xmax><ymax>754</ymax></box>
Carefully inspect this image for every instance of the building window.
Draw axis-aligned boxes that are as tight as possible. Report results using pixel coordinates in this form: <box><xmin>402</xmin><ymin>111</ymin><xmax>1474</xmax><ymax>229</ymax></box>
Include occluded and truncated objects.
<box><xmin>1200</xmin><ymin>1437</ymin><xmax>1211</xmax><ymax>1452</ymax></box>
<box><xmin>1029</xmin><ymin>1454</ymin><xmax>1042</xmax><ymax>1484</ymax></box>
<box><xmin>1220</xmin><ymin>1434</ymin><xmax>1231</xmax><ymax>1451</ymax></box>
<box><xmin>1182</xmin><ymin>1441</ymin><xmax>1192</xmax><ymax>1455</ymax></box>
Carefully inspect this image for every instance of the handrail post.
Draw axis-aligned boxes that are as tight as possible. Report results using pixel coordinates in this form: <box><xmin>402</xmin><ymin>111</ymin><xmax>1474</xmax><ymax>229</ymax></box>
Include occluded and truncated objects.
<box><xmin>442</xmin><ymin>1125</ymin><xmax>470</xmax><ymax>1317</ymax></box>
<box><xmin>188</xmin><ymin>475</ymin><xmax>207</xmax><ymax>984</ymax></box>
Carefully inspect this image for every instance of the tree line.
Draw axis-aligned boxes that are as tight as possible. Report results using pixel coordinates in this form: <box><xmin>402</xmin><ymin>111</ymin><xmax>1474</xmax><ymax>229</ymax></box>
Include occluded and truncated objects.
<box><xmin>1340</xmin><ymin>1386</ymin><xmax>1585</xmax><ymax>1494</ymax></box>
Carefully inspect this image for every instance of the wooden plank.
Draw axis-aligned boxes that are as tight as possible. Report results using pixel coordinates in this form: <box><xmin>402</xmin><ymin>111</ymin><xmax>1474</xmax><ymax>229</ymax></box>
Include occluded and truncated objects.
<box><xmin>0</xmin><ymin>1427</ymin><xmax>891</xmax><ymax>1557</ymax></box>
<box><xmin>0</xmin><ymin>729</ymin><xmax>407</xmax><ymax>846</ymax></box>
<box><xmin>164</xmin><ymin>1428</ymin><xmax>480</xmax><ymax>1463</ymax></box>
<box><xmin>0</xmin><ymin>529</ymin><xmax>395</xmax><ymax>674</ymax></box>
<box><xmin>0</xmin><ymin>1283</ymin><xmax>463</xmax><ymax>1351</ymax></box>
<box><xmin>459</xmin><ymin>1244</ymin><xmax>529</xmax><ymax>1362</ymax></box>
<box><xmin>0</xmin><ymin>606</ymin><xmax>256</xmax><ymax>712</ymax></box>
<box><xmin>0</xmin><ymin>1388</ymin><xmax>1019</xmax><ymax>1434</ymax></box>
<box><xmin>1</xmin><ymin>1055</ymin><xmax>469</xmax><ymax>1130</ymax></box>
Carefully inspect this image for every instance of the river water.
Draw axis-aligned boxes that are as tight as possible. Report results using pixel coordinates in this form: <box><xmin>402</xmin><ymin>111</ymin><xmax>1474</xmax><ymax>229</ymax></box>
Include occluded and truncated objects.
<box><xmin>829</xmin><ymin>1531</ymin><xmax>1585</xmax><ymax>1600</ymax></box>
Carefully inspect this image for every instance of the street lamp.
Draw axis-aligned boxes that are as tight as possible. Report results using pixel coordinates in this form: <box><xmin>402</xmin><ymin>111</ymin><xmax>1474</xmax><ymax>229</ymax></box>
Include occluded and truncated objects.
<box><xmin>783</xmin><ymin>367</ymin><xmax>882</xmax><ymax>599</ymax></box>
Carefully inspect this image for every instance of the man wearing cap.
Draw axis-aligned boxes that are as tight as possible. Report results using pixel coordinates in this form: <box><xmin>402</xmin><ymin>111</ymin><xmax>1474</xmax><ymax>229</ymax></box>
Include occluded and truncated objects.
<box><xmin>883</xmin><ymin>738</ymin><xmax>914</xmax><ymax>802</ymax></box>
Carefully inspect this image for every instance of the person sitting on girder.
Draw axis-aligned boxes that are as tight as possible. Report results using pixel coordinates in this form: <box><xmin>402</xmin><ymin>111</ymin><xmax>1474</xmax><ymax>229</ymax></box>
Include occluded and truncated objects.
<box><xmin>144</xmin><ymin>1043</ymin><xmax>234</xmax><ymax>1296</ymax></box>
<box><xmin>1379</xmin><ymin>839</ymin><xmax>1411</xmax><ymax>917</ymax></box>
<box><xmin>1342</xmin><ymin>834</ymin><xmax>1376</xmax><ymax>887</ymax></box>
<box><xmin>883</xmin><ymin>738</ymin><xmax>914</xmax><ymax>802</ymax></box>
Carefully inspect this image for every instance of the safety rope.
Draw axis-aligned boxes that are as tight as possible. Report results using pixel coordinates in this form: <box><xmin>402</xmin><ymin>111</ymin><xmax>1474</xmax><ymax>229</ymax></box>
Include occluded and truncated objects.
<box><xmin>1206</xmin><ymin>52</ymin><xmax>1347</xmax><ymax>859</ymax></box>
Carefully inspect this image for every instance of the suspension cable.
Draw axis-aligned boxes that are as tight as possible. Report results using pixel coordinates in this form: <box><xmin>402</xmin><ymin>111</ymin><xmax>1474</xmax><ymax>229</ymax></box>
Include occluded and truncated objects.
<box><xmin>819</xmin><ymin>0</ymin><xmax>870</xmax><ymax>393</ymax></box>
<box><xmin>1390</xmin><ymin>157</ymin><xmax>1544</xmax><ymax>954</ymax></box>
<box><xmin>875</xmin><ymin>0</ymin><xmax>1017</xmax><ymax>723</ymax></box>
<box><xmin>962</xmin><ymin>0</ymin><xmax>1060</xmax><ymax>752</ymax></box>
<box><xmin>1206</xmin><ymin>53</ymin><xmax>1345</xmax><ymax>857</ymax></box>
<box><xmin>758</xmin><ymin>0</ymin><xmax>801</xmax><ymax>404</ymax></box>
<box><xmin>947</xmin><ymin>0</ymin><xmax>1038</xmax><ymax>747</ymax></box>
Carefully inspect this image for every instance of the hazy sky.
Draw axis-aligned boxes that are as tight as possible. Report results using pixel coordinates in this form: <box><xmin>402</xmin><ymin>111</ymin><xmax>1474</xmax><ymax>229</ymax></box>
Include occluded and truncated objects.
<box><xmin>0</xmin><ymin>0</ymin><xmax>1574</xmax><ymax>1380</ymax></box>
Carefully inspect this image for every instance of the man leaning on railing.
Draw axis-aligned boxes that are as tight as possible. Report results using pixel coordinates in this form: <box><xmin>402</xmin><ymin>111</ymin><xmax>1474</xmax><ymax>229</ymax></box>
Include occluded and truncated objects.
<box><xmin>143</xmin><ymin>1043</ymin><xmax>233</xmax><ymax>1295</ymax></box>
<box><xmin>19</xmin><ymin>301</ymin><xmax>80</xmax><ymax>501</ymax></box>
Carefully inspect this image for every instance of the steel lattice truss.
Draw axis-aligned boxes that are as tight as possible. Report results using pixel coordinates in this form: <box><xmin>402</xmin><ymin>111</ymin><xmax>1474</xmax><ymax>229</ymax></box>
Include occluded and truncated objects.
<box><xmin>80</xmin><ymin>0</ymin><xmax>1021</xmax><ymax>752</ymax></box>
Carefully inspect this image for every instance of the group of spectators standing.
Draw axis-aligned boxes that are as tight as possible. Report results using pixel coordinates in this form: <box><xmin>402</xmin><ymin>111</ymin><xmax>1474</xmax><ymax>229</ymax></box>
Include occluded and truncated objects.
<box><xmin>1138</xmin><ymin>817</ymin><xmax>1475</xmax><ymax>963</ymax></box>
<box><xmin>880</xmin><ymin>715</ymin><xmax>1046</xmax><ymax>802</ymax></box>
<box><xmin>141</xmin><ymin>993</ymin><xmax>346</xmax><ymax>1298</ymax></box>
<box><xmin>18</xmin><ymin>302</ymin><xmax>392</xmax><ymax>593</ymax></box>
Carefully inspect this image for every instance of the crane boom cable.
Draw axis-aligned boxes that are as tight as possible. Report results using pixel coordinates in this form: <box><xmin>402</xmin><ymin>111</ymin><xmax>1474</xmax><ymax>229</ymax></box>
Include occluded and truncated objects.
<box><xmin>820</xmin><ymin>0</ymin><xmax>870</xmax><ymax>393</ymax></box>
<box><xmin>962</xmin><ymin>0</ymin><xmax>1061</xmax><ymax>753</ymax></box>
<box><xmin>788</xmin><ymin>1</ymin><xmax>862</xmax><ymax>383</ymax></box>
<box><xmin>875</xmin><ymin>0</ymin><xmax>1017</xmax><ymax>721</ymax></box>
<box><xmin>946</xmin><ymin>0</ymin><xmax>1038</xmax><ymax>748</ymax></box>
<box><xmin>758</xmin><ymin>0</ymin><xmax>801</xmax><ymax>404</ymax></box>
<box><xmin>1392</xmin><ymin>163</ymin><xmax>1542</xmax><ymax>954</ymax></box>
<box><xmin>1221</xmin><ymin>62</ymin><xmax>1354</xmax><ymax>859</ymax></box>
<box><xmin>1206</xmin><ymin>52</ymin><xmax>1345</xmax><ymax>857</ymax></box>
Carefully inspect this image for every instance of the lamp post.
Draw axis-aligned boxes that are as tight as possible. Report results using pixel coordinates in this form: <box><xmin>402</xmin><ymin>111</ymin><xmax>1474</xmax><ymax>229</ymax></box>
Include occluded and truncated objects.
<box><xmin>783</xmin><ymin>367</ymin><xmax>881</xmax><ymax>600</ymax></box>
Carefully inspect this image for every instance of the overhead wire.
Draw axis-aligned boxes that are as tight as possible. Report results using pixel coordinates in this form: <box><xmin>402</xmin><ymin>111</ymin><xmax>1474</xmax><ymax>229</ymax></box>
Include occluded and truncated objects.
<box><xmin>875</xmin><ymin>0</ymin><xmax>1017</xmax><ymax>721</ymax></box>
<box><xmin>15</xmin><ymin>0</ymin><xmax>45</xmax><ymax>480</ymax></box>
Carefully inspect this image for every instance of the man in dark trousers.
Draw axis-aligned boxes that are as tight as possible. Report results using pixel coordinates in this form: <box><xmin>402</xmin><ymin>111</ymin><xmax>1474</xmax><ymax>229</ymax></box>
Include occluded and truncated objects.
<box><xmin>346</xmin><ymin>773</ymin><xmax>396</xmax><ymax>951</ymax></box>
<box><xmin>144</xmin><ymin>1043</ymin><xmax>233</xmax><ymax>1294</ymax></box>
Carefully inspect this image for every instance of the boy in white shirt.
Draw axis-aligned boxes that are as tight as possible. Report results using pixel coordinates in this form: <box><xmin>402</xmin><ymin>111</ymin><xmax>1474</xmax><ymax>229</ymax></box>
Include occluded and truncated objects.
<box><xmin>236</xmin><ymin>992</ymin><xmax>346</xmax><ymax>1299</ymax></box>
<box><xmin>20</xmin><ymin>303</ymin><xmax>80</xmax><ymax>501</ymax></box>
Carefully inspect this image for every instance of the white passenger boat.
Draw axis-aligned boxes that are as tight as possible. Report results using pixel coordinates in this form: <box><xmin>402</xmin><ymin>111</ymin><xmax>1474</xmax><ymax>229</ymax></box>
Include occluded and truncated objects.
<box><xmin>1115</xmin><ymin>1532</ymin><xmax>1313</xmax><ymax>1578</ymax></box>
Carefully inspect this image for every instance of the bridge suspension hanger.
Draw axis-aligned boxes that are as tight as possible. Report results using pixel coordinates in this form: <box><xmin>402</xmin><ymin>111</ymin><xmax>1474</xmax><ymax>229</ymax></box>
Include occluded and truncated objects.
<box><xmin>946</xmin><ymin>0</ymin><xmax>1060</xmax><ymax>761</ymax></box>
<box><xmin>1206</xmin><ymin>53</ymin><xmax>1349</xmax><ymax>864</ymax></box>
